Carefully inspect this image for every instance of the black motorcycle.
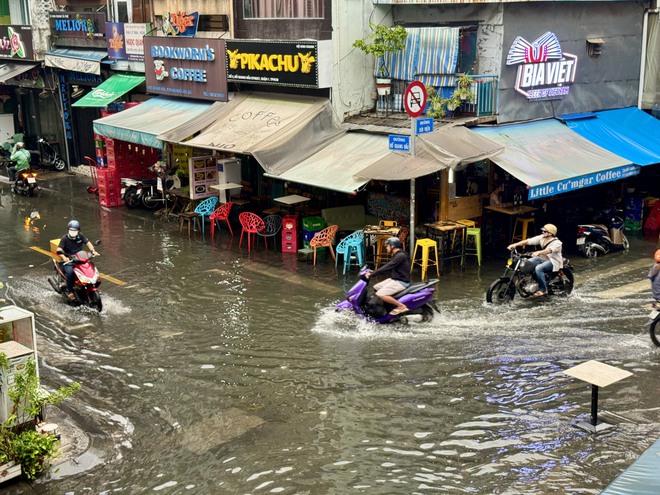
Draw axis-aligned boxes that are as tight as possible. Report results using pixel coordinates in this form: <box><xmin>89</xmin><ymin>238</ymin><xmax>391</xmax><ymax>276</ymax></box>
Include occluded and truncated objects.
<box><xmin>648</xmin><ymin>302</ymin><xmax>660</xmax><ymax>346</ymax></box>
<box><xmin>576</xmin><ymin>208</ymin><xmax>629</xmax><ymax>258</ymax></box>
<box><xmin>486</xmin><ymin>248</ymin><xmax>575</xmax><ymax>304</ymax></box>
<box><xmin>31</xmin><ymin>137</ymin><xmax>66</xmax><ymax>172</ymax></box>
<box><xmin>12</xmin><ymin>167</ymin><xmax>39</xmax><ymax>196</ymax></box>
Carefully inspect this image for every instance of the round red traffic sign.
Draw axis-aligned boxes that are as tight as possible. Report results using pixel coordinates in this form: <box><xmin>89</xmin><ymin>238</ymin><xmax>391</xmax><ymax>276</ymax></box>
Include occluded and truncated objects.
<box><xmin>403</xmin><ymin>81</ymin><xmax>427</xmax><ymax>118</ymax></box>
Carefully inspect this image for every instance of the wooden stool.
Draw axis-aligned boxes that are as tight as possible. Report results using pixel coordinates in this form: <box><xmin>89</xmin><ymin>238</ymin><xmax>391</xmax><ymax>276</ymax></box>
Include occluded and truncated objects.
<box><xmin>178</xmin><ymin>212</ymin><xmax>201</xmax><ymax>236</ymax></box>
<box><xmin>463</xmin><ymin>227</ymin><xmax>482</xmax><ymax>266</ymax></box>
<box><xmin>410</xmin><ymin>238</ymin><xmax>440</xmax><ymax>281</ymax></box>
<box><xmin>511</xmin><ymin>217</ymin><xmax>535</xmax><ymax>243</ymax></box>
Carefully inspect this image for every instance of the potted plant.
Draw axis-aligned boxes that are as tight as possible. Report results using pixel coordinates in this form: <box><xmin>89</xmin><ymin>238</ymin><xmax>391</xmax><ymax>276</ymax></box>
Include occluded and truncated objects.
<box><xmin>353</xmin><ymin>23</ymin><xmax>408</xmax><ymax>95</ymax></box>
<box><xmin>454</xmin><ymin>73</ymin><xmax>475</xmax><ymax>101</ymax></box>
<box><xmin>0</xmin><ymin>355</ymin><xmax>80</xmax><ymax>483</ymax></box>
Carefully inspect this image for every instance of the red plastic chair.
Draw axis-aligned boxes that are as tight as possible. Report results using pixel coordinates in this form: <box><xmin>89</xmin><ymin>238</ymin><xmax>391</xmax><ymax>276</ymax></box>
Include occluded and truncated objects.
<box><xmin>239</xmin><ymin>212</ymin><xmax>265</xmax><ymax>252</ymax></box>
<box><xmin>309</xmin><ymin>225</ymin><xmax>339</xmax><ymax>266</ymax></box>
<box><xmin>210</xmin><ymin>202</ymin><xmax>234</xmax><ymax>239</ymax></box>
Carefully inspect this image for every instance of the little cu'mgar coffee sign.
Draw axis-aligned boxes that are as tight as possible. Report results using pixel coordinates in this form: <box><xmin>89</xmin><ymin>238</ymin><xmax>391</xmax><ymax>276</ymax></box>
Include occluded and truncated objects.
<box><xmin>144</xmin><ymin>36</ymin><xmax>227</xmax><ymax>101</ymax></box>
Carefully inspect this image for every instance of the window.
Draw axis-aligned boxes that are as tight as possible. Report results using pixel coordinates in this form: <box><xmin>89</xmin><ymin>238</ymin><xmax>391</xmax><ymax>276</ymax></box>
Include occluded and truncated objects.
<box><xmin>243</xmin><ymin>0</ymin><xmax>324</xmax><ymax>19</ymax></box>
<box><xmin>114</xmin><ymin>0</ymin><xmax>132</xmax><ymax>23</ymax></box>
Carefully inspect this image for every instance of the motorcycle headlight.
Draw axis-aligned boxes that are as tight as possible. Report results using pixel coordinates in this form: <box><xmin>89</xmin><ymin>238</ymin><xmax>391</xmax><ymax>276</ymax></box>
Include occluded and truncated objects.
<box><xmin>507</xmin><ymin>259</ymin><xmax>513</xmax><ymax>266</ymax></box>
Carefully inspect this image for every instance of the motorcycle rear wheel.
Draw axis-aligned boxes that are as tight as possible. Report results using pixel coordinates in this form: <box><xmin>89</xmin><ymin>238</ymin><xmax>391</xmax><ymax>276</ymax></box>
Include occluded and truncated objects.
<box><xmin>53</xmin><ymin>158</ymin><xmax>66</xmax><ymax>171</ymax></box>
<box><xmin>486</xmin><ymin>279</ymin><xmax>515</xmax><ymax>304</ymax></box>
<box><xmin>583</xmin><ymin>241</ymin><xmax>602</xmax><ymax>258</ymax></box>
<box><xmin>88</xmin><ymin>291</ymin><xmax>103</xmax><ymax>312</ymax></box>
<box><xmin>650</xmin><ymin>319</ymin><xmax>660</xmax><ymax>347</ymax></box>
<box><xmin>124</xmin><ymin>187</ymin><xmax>141</xmax><ymax>209</ymax></box>
<box><xmin>421</xmin><ymin>304</ymin><xmax>434</xmax><ymax>322</ymax></box>
<box><xmin>141</xmin><ymin>191</ymin><xmax>161</xmax><ymax>210</ymax></box>
<box><xmin>550</xmin><ymin>269</ymin><xmax>575</xmax><ymax>296</ymax></box>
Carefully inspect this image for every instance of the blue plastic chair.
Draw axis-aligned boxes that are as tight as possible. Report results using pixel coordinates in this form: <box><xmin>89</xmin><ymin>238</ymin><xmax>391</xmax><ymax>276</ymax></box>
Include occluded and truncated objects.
<box><xmin>194</xmin><ymin>196</ymin><xmax>219</xmax><ymax>233</ymax></box>
<box><xmin>335</xmin><ymin>230</ymin><xmax>365</xmax><ymax>274</ymax></box>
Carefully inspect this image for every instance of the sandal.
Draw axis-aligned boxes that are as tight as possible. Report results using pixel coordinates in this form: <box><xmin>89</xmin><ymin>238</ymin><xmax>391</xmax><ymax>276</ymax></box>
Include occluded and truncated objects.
<box><xmin>389</xmin><ymin>306</ymin><xmax>409</xmax><ymax>316</ymax></box>
<box><xmin>532</xmin><ymin>291</ymin><xmax>547</xmax><ymax>297</ymax></box>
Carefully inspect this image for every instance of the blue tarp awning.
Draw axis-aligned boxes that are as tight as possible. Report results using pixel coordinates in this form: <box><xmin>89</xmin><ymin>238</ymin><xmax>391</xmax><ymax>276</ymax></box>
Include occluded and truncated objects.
<box><xmin>93</xmin><ymin>96</ymin><xmax>213</xmax><ymax>149</ymax></box>
<box><xmin>474</xmin><ymin>120</ymin><xmax>637</xmax><ymax>200</ymax></box>
<box><xmin>561</xmin><ymin>107</ymin><xmax>660</xmax><ymax>166</ymax></box>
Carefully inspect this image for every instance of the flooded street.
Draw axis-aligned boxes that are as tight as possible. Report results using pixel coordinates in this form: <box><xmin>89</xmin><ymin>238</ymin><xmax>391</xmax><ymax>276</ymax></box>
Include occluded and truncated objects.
<box><xmin>1</xmin><ymin>173</ymin><xmax>660</xmax><ymax>494</ymax></box>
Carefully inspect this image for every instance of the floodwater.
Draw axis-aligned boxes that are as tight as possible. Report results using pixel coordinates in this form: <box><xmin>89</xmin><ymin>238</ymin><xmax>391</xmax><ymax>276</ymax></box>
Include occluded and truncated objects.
<box><xmin>1</xmin><ymin>173</ymin><xmax>660</xmax><ymax>494</ymax></box>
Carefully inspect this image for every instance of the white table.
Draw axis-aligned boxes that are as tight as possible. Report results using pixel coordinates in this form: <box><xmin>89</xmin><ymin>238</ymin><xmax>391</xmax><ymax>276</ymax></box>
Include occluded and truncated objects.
<box><xmin>210</xmin><ymin>182</ymin><xmax>243</xmax><ymax>203</ymax></box>
<box><xmin>274</xmin><ymin>194</ymin><xmax>311</xmax><ymax>206</ymax></box>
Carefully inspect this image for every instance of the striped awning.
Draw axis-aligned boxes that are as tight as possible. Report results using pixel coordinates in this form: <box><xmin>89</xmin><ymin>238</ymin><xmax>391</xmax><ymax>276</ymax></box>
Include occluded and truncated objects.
<box><xmin>384</xmin><ymin>27</ymin><xmax>459</xmax><ymax>87</ymax></box>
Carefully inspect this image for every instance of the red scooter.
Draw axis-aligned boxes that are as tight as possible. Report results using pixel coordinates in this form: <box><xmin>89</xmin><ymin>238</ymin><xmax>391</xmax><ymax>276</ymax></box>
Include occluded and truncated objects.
<box><xmin>48</xmin><ymin>248</ymin><xmax>102</xmax><ymax>311</ymax></box>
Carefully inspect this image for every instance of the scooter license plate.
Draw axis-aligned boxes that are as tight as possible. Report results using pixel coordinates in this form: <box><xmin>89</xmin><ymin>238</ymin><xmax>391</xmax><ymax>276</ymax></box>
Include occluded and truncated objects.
<box><xmin>649</xmin><ymin>310</ymin><xmax>659</xmax><ymax>319</ymax></box>
<box><xmin>576</xmin><ymin>237</ymin><xmax>585</xmax><ymax>245</ymax></box>
<box><xmin>27</xmin><ymin>177</ymin><xmax>36</xmax><ymax>184</ymax></box>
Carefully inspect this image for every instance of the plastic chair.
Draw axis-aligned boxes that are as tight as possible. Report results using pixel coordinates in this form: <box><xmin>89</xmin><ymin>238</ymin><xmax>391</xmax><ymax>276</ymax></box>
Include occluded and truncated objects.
<box><xmin>410</xmin><ymin>238</ymin><xmax>440</xmax><ymax>281</ymax></box>
<box><xmin>309</xmin><ymin>225</ymin><xmax>339</xmax><ymax>266</ymax></box>
<box><xmin>335</xmin><ymin>230</ymin><xmax>365</xmax><ymax>274</ymax></box>
<box><xmin>257</xmin><ymin>214</ymin><xmax>282</xmax><ymax>250</ymax></box>
<box><xmin>397</xmin><ymin>226</ymin><xmax>410</xmax><ymax>251</ymax></box>
<box><xmin>463</xmin><ymin>227</ymin><xmax>482</xmax><ymax>266</ymax></box>
<box><xmin>209</xmin><ymin>202</ymin><xmax>234</xmax><ymax>239</ymax></box>
<box><xmin>194</xmin><ymin>196</ymin><xmax>219</xmax><ymax>234</ymax></box>
<box><xmin>239</xmin><ymin>212</ymin><xmax>265</xmax><ymax>252</ymax></box>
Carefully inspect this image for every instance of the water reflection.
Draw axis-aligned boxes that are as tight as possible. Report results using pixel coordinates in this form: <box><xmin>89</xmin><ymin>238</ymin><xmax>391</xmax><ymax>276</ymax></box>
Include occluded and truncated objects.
<box><xmin>1</xmin><ymin>179</ymin><xmax>660</xmax><ymax>493</ymax></box>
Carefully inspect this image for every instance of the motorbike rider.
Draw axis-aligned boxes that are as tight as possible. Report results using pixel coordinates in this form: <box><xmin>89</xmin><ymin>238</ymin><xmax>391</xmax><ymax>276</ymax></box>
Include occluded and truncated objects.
<box><xmin>8</xmin><ymin>142</ymin><xmax>31</xmax><ymax>182</ymax></box>
<box><xmin>649</xmin><ymin>249</ymin><xmax>660</xmax><ymax>308</ymax></box>
<box><xmin>56</xmin><ymin>220</ymin><xmax>100</xmax><ymax>301</ymax></box>
<box><xmin>507</xmin><ymin>223</ymin><xmax>563</xmax><ymax>297</ymax></box>
<box><xmin>365</xmin><ymin>237</ymin><xmax>411</xmax><ymax>315</ymax></box>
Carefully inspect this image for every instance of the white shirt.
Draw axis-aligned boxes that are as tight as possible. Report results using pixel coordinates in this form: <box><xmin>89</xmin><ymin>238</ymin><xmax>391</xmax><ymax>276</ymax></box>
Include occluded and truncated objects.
<box><xmin>525</xmin><ymin>234</ymin><xmax>563</xmax><ymax>271</ymax></box>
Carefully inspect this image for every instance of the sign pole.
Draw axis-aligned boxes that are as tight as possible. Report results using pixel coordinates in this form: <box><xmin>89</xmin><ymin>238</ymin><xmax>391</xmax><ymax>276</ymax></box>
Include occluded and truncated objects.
<box><xmin>410</xmin><ymin>117</ymin><xmax>416</xmax><ymax>253</ymax></box>
<box><xmin>402</xmin><ymin>81</ymin><xmax>427</xmax><ymax>255</ymax></box>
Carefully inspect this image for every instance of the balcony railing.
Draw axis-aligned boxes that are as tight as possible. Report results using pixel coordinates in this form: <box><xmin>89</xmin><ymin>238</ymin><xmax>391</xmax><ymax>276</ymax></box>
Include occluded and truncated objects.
<box><xmin>375</xmin><ymin>75</ymin><xmax>499</xmax><ymax>119</ymax></box>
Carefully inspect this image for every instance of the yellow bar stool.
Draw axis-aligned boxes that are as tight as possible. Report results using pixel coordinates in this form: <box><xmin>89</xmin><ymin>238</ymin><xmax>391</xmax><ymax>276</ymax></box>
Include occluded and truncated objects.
<box><xmin>511</xmin><ymin>217</ymin><xmax>535</xmax><ymax>243</ymax></box>
<box><xmin>463</xmin><ymin>227</ymin><xmax>482</xmax><ymax>266</ymax></box>
<box><xmin>410</xmin><ymin>238</ymin><xmax>440</xmax><ymax>280</ymax></box>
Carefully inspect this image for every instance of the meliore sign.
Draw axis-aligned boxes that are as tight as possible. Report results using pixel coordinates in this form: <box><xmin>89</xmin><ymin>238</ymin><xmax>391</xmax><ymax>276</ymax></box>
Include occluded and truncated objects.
<box><xmin>506</xmin><ymin>31</ymin><xmax>578</xmax><ymax>101</ymax></box>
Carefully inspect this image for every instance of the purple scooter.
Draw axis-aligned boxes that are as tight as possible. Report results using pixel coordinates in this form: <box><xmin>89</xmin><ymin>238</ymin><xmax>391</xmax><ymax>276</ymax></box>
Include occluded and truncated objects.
<box><xmin>336</xmin><ymin>267</ymin><xmax>439</xmax><ymax>324</ymax></box>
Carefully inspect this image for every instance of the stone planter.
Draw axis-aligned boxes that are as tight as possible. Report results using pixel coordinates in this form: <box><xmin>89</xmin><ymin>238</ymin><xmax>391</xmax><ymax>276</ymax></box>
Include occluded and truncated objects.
<box><xmin>0</xmin><ymin>461</ymin><xmax>22</xmax><ymax>484</ymax></box>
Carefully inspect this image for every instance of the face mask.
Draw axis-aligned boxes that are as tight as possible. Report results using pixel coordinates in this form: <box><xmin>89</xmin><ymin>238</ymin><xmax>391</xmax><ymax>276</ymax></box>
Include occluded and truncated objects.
<box><xmin>68</xmin><ymin>230</ymin><xmax>79</xmax><ymax>238</ymax></box>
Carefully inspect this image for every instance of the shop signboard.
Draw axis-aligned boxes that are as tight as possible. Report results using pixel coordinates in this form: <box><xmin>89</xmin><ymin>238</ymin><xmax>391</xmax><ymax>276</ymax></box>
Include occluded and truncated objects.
<box><xmin>106</xmin><ymin>22</ymin><xmax>148</xmax><ymax>62</ymax></box>
<box><xmin>0</xmin><ymin>25</ymin><xmax>35</xmax><ymax>61</ymax></box>
<box><xmin>506</xmin><ymin>31</ymin><xmax>578</xmax><ymax>101</ymax></box>
<box><xmin>49</xmin><ymin>11</ymin><xmax>107</xmax><ymax>49</ymax></box>
<box><xmin>226</xmin><ymin>40</ymin><xmax>332</xmax><ymax>89</ymax></box>
<box><xmin>528</xmin><ymin>165</ymin><xmax>639</xmax><ymax>200</ymax></box>
<box><xmin>144</xmin><ymin>36</ymin><xmax>227</xmax><ymax>101</ymax></box>
<box><xmin>161</xmin><ymin>11</ymin><xmax>199</xmax><ymax>37</ymax></box>
<box><xmin>189</xmin><ymin>156</ymin><xmax>218</xmax><ymax>200</ymax></box>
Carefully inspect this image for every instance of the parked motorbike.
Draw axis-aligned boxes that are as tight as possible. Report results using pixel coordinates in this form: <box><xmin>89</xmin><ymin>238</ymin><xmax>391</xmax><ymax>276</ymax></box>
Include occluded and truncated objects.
<box><xmin>648</xmin><ymin>302</ymin><xmax>660</xmax><ymax>347</ymax></box>
<box><xmin>576</xmin><ymin>208</ymin><xmax>629</xmax><ymax>258</ymax></box>
<box><xmin>47</xmin><ymin>245</ymin><xmax>102</xmax><ymax>312</ymax></box>
<box><xmin>30</xmin><ymin>137</ymin><xmax>66</xmax><ymax>172</ymax></box>
<box><xmin>486</xmin><ymin>248</ymin><xmax>575</xmax><ymax>304</ymax></box>
<box><xmin>336</xmin><ymin>266</ymin><xmax>439</xmax><ymax>324</ymax></box>
<box><xmin>12</xmin><ymin>167</ymin><xmax>39</xmax><ymax>196</ymax></box>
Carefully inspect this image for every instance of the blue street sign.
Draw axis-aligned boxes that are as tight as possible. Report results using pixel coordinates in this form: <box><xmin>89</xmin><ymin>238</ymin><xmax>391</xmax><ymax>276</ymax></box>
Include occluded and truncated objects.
<box><xmin>389</xmin><ymin>135</ymin><xmax>410</xmax><ymax>152</ymax></box>
<box><xmin>416</xmin><ymin>118</ymin><xmax>434</xmax><ymax>135</ymax></box>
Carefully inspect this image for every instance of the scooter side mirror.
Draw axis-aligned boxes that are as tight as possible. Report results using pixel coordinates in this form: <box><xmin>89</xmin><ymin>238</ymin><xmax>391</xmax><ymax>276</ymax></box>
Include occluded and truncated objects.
<box><xmin>94</xmin><ymin>239</ymin><xmax>102</xmax><ymax>246</ymax></box>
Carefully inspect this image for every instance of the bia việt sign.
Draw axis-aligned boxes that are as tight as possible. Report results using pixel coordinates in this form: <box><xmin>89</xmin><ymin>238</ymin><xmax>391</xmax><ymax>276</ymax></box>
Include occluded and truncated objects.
<box><xmin>506</xmin><ymin>31</ymin><xmax>578</xmax><ymax>101</ymax></box>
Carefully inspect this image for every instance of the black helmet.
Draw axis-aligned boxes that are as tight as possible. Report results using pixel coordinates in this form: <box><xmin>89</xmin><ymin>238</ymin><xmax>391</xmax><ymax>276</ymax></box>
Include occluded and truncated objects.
<box><xmin>385</xmin><ymin>237</ymin><xmax>402</xmax><ymax>249</ymax></box>
<box><xmin>68</xmin><ymin>219</ymin><xmax>80</xmax><ymax>230</ymax></box>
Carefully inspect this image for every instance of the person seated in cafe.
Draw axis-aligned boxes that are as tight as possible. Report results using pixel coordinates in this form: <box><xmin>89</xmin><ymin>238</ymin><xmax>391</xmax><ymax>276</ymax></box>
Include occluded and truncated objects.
<box><xmin>489</xmin><ymin>183</ymin><xmax>505</xmax><ymax>206</ymax></box>
<box><xmin>365</xmin><ymin>237</ymin><xmax>410</xmax><ymax>315</ymax></box>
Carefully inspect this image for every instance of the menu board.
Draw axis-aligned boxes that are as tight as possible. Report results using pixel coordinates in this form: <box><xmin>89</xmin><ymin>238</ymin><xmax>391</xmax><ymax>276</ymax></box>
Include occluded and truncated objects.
<box><xmin>188</xmin><ymin>155</ymin><xmax>217</xmax><ymax>200</ymax></box>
